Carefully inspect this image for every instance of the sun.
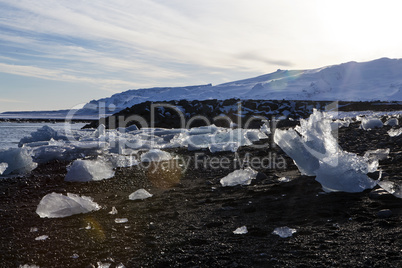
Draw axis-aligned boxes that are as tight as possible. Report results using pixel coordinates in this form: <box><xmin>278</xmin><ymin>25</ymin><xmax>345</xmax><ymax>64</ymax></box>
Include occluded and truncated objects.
<box><xmin>315</xmin><ymin>0</ymin><xmax>402</xmax><ymax>58</ymax></box>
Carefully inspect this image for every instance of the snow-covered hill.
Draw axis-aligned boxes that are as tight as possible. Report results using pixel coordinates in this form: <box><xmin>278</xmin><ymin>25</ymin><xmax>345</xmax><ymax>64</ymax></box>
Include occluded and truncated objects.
<box><xmin>79</xmin><ymin>58</ymin><xmax>402</xmax><ymax>115</ymax></box>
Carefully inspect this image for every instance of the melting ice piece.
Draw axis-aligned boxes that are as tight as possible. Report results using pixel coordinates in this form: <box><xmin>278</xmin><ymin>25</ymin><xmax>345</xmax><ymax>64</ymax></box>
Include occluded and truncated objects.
<box><xmin>0</xmin><ymin>162</ymin><xmax>8</xmax><ymax>175</ymax></box>
<box><xmin>260</xmin><ymin>121</ymin><xmax>271</xmax><ymax>135</ymax></box>
<box><xmin>93</xmin><ymin>124</ymin><xmax>106</xmax><ymax>138</ymax></box>
<box><xmin>274</xmin><ymin>128</ymin><xmax>319</xmax><ymax>176</ymax></box>
<box><xmin>115</xmin><ymin>218</ymin><xmax>128</xmax><ymax>224</ymax></box>
<box><xmin>377</xmin><ymin>181</ymin><xmax>402</xmax><ymax>198</ymax></box>
<box><xmin>65</xmin><ymin>158</ymin><xmax>115</xmax><ymax>182</ymax></box>
<box><xmin>272</xmin><ymin>226</ymin><xmax>296</xmax><ymax>238</ymax></box>
<box><xmin>220</xmin><ymin>167</ymin><xmax>258</xmax><ymax>187</ymax></box>
<box><xmin>19</xmin><ymin>264</ymin><xmax>40</xmax><ymax>268</ymax></box>
<box><xmin>129</xmin><ymin>189</ymin><xmax>153</xmax><ymax>200</ymax></box>
<box><xmin>360</xmin><ymin>117</ymin><xmax>383</xmax><ymax>130</ymax></box>
<box><xmin>278</xmin><ymin>176</ymin><xmax>291</xmax><ymax>183</ymax></box>
<box><xmin>209</xmin><ymin>142</ymin><xmax>239</xmax><ymax>153</ymax></box>
<box><xmin>388</xmin><ymin>128</ymin><xmax>402</xmax><ymax>137</ymax></box>
<box><xmin>0</xmin><ymin>148</ymin><xmax>37</xmax><ymax>176</ymax></box>
<box><xmin>384</xmin><ymin>118</ymin><xmax>399</xmax><ymax>127</ymax></box>
<box><xmin>36</xmin><ymin>192</ymin><xmax>100</xmax><ymax>218</ymax></box>
<box><xmin>108</xmin><ymin>206</ymin><xmax>118</xmax><ymax>215</ymax></box>
<box><xmin>364</xmin><ymin>148</ymin><xmax>390</xmax><ymax>162</ymax></box>
<box><xmin>141</xmin><ymin>149</ymin><xmax>172</xmax><ymax>162</ymax></box>
<box><xmin>35</xmin><ymin>235</ymin><xmax>49</xmax><ymax>241</ymax></box>
<box><xmin>105</xmin><ymin>154</ymin><xmax>138</xmax><ymax>168</ymax></box>
<box><xmin>233</xmin><ymin>226</ymin><xmax>248</xmax><ymax>235</ymax></box>
<box><xmin>19</xmin><ymin>125</ymin><xmax>59</xmax><ymax>147</ymax></box>
<box><xmin>274</xmin><ymin>109</ymin><xmax>379</xmax><ymax>193</ymax></box>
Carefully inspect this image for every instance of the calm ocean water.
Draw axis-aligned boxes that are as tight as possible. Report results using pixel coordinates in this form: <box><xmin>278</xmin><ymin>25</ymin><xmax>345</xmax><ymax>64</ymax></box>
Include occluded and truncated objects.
<box><xmin>0</xmin><ymin>122</ymin><xmax>86</xmax><ymax>150</ymax></box>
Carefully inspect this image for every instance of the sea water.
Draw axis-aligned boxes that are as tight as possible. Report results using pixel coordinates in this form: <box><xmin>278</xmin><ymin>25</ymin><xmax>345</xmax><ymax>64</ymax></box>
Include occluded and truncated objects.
<box><xmin>0</xmin><ymin>122</ymin><xmax>86</xmax><ymax>150</ymax></box>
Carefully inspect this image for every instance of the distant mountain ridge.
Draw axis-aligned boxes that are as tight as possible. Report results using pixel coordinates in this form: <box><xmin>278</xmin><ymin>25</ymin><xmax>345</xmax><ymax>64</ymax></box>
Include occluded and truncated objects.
<box><xmin>79</xmin><ymin>58</ymin><xmax>402</xmax><ymax>115</ymax></box>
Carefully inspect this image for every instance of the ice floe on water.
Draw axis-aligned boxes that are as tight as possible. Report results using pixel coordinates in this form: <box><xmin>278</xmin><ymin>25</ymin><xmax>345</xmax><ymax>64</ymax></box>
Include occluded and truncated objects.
<box><xmin>36</xmin><ymin>192</ymin><xmax>100</xmax><ymax>218</ymax></box>
<box><xmin>220</xmin><ymin>167</ymin><xmax>258</xmax><ymax>187</ymax></box>
<box><xmin>1</xmin><ymin>121</ymin><xmax>270</xmax><ymax>178</ymax></box>
<box><xmin>274</xmin><ymin>109</ymin><xmax>385</xmax><ymax>193</ymax></box>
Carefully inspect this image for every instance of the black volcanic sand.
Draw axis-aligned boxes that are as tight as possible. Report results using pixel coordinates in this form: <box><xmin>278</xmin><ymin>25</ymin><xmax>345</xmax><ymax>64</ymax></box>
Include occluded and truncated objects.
<box><xmin>1</xmin><ymin>122</ymin><xmax>402</xmax><ymax>267</ymax></box>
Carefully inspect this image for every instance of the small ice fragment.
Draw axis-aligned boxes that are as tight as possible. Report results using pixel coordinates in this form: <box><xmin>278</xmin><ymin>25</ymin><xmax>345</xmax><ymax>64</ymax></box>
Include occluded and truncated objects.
<box><xmin>30</xmin><ymin>227</ymin><xmax>38</xmax><ymax>232</ymax></box>
<box><xmin>36</xmin><ymin>192</ymin><xmax>100</xmax><ymax>218</ymax></box>
<box><xmin>388</xmin><ymin>128</ymin><xmax>402</xmax><ymax>137</ymax></box>
<box><xmin>35</xmin><ymin>235</ymin><xmax>49</xmax><ymax>241</ymax></box>
<box><xmin>108</xmin><ymin>206</ymin><xmax>118</xmax><ymax>215</ymax></box>
<box><xmin>85</xmin><ymin>223</ymin><xmax>92</xmax><ymax>230</ymax></box>
<box><xmin>115</xmin><ymin>218</ymin><xmax>128</xmax><ymax>224</ymax></box>
<box><xmin>141</xmin><ymin>149</ymin><xmax>172</xmax><ymax>162</ymax></box>
<box><xmin>233</xmin><ymin>226</ymin><xmax>248</xmax><ymax>235</ymax></box>
<box><xmin>0</xmin><ymin>162</ymin><xmax>8</xmax><ymax>175</ymax></box>
<box><xmin>278</xmin><ymin>176</ymin><xmax>291</xmax><ymax>183</ymax></box>
<box><xmin>71</xmin><ymin>253</ymin><xmax>79</xmax><ymax>259</ymax></box>
<box><xmin>377</xmin><ymin>181</ymin><xmax>402</xmax><ymax>198</ymax></box>
<box><xmin>97</xmin><ymin>262</ymin><xmax>111</xmax><ymax>268</ymax></box>
<box><xmin>19</xmin><ymin>265</ymin><xmax>40</xmax><ymax>268</ymax></box>
<box><xmin>129</xmin><ymin>189</ymin><xmax>153</xmax><ymax>200</ymax></box>
<box><xmin>220</xmin><ymin>167</ymin><xmax>258</xmax><ymax>187</ymax></box>
<box><xmin>116</xmin><ymin>263</ymin><xmax>126</xmax><ymax>268</ymax></box>
<box><xmin>273</xmin><ymin>226</ymin><xmax>297</xmax><ymax>238</ymax></box>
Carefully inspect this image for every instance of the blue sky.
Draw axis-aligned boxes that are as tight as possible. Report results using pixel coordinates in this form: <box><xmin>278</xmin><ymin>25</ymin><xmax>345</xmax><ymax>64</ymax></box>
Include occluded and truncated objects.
<box><xmin>1</xmin><ymin>0</ymin><xmax>402</xmax><ymax>112</ymax></box>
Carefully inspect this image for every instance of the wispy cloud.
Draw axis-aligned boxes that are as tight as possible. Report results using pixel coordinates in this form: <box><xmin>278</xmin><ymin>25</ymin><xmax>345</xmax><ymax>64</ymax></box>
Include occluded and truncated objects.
<box><xmin>0</xmin><ymin>97</ymin><xmax>27</xmax><ymax>103</ymax></box>
<box><xmin>0</xmin><ymin>0</ymin><xmax>304</xmax><ymax>90</ymax></box>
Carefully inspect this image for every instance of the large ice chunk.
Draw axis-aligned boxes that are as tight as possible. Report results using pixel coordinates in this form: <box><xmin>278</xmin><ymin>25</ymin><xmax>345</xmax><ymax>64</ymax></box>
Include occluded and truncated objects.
<box><xmin>360</xmin><ymin>117</ymin><xmax>383</xmax><ymax>130</ymax></box>
<box><xmin>274</xmin><ymin>109</ymin><xmax>380</xmax><ymax>193</ymax></box>
<box><xmin>384</xmin><ymin>118</ymin><xmax>399</xmax><ymax>127</ymax></box>
<box><xmin>65</xmin><ymin>158</ymin><xmax>115</xmax><ymax>182</ymax></box>
<box><xmin>141</xmin><ymin>149</ymin><xmax>172</xmax><ymax>162</ymax></box>
<box><xmin>19</xmin><ymin>125</ymin><xmax>66</xmax><ymax>147</ymax></box>
<box><xmin>36</xmin><ymin>192</ymin><xmax>100</xmax><ymax>218</ymax></box>
<box><xmin>220</xmin><ymin>167</ymin><xmax>258</xmax><ymax>187</ymax></box>
<box><xmin>0</xmin><ymin>147</ymin><xmax>37</xmax><ymax>176</ymax></box>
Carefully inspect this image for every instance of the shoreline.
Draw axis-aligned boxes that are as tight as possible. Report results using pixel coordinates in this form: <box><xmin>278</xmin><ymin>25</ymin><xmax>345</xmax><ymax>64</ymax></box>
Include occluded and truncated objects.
<box><xmin>0</xmin><ymin>117</ymin><xmax>401</xmax><ymax>267</ymax></box>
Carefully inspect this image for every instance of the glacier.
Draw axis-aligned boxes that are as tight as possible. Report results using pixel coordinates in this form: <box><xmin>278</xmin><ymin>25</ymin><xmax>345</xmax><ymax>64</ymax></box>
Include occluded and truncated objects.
<box><xmin>75</xmin><ymin>58</ymin><xmax>402</xmax><ymax>117</ymax></box>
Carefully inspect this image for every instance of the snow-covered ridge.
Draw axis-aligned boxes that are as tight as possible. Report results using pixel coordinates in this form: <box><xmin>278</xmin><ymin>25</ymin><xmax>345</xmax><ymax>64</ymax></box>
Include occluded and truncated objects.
<box><xmin>80</xmin><ymin>58</ymin><xmax>402</xmax><ymax>115</ymax></box>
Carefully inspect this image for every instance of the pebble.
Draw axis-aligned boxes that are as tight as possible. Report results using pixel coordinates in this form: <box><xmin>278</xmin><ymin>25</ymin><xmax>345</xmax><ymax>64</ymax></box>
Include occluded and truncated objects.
<box><xmin>377</xmin><ymin>209</ymin><xmax>393</xmax><ymax>219</ymax></box>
